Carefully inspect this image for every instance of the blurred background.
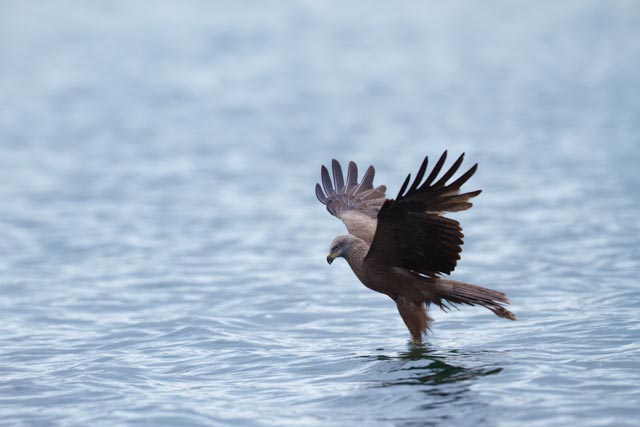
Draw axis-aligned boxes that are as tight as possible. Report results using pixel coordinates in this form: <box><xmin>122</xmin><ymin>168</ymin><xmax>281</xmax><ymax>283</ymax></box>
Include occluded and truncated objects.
<box><xmin>1</xmin><ymin>1</ymin><xmax>639</xmax><ymax>426</ymax></box>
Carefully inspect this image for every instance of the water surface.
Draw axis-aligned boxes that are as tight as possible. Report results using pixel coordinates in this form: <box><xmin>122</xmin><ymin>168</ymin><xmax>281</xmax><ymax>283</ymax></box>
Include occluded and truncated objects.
<box><xmin>1</xmin><ymin>1</ymin><xmax>639</xmax><ymax>426</ymax></box>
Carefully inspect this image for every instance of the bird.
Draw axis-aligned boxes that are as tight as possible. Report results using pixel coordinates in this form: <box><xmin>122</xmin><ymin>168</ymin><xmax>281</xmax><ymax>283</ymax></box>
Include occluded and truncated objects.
<box><xmin>315</xmin><ymin>151</ymin><xmax>515</xmax><ymax>345</ymax></box>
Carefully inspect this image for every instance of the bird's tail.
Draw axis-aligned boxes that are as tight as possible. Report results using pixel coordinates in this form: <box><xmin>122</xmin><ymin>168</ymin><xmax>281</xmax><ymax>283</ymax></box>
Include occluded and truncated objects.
<box><xmin>432</xmin><ymin>279</ymin><xmax>516</xmax><ymax>320</ymax></box>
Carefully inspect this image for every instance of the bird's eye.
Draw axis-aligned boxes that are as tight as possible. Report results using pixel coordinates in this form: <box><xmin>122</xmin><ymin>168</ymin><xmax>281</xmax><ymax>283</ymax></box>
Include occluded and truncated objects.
<box><xmin>331</xmin><ymin>245</ymin><xmax>338</xmax><ymax>252</ymax></box>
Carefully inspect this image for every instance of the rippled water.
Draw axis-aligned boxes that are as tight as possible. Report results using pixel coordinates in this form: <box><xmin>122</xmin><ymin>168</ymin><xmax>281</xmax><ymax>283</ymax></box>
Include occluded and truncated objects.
<box><xmin>1</xmin><ymin>1</ymin><xmax>639</xmax><ymax>426</ymax></box>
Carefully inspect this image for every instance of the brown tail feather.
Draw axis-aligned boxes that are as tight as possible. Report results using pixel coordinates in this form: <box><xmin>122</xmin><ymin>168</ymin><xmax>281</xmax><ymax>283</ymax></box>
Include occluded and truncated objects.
<box><xmin>433</xmin><ymin>279</ymin><xmax>516</xmax><ymax>320</ymax></box>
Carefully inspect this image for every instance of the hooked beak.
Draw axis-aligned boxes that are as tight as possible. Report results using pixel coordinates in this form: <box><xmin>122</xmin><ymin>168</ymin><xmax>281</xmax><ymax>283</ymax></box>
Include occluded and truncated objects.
<box><xmin>326</xmin><ymin>252</ymin><xmax>335</xmax><ymax>265</ymax></box>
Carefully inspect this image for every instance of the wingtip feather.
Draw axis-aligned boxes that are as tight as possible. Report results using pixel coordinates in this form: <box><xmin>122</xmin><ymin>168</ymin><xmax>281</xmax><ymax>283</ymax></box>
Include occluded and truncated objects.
<box><xmin>331</xmin><ymin>159</ymin><xmax>345</xmax><ymax>192</ymax></box>
<box><xmin>359</xmin><ymin>165</ymin><xmax>376</xmax><ymax>191</ymax></box>
<box><xmin>347</xmin><ymin>161</ymin><xmax>358</xmax><ymax>188</ymax></box>
<box><xmin>397</xmin><ymin>173</ymin><xmax>411</xmax><ymax>199</ymax></box>
<box><xmin>315</xmin><ymin>183</ymin><xmax>328</xmax><ymax>204</ymax></box>
<box><xmin>409</xmin><ymin>155</ymin><xmax>429</xmax><ymax>193</ymax></box>
<box><xmin>321</xmin><ymin>165</ymin><xmax>334</xmax><ymax>195</ymax></box>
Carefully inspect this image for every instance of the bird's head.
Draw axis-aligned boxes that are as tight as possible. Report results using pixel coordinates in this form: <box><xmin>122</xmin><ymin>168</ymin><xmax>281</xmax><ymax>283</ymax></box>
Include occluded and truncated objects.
<box><xmin>326</xmin><ymin>235</ymin><xmax>353</xmax><ymax>265</ymax></box>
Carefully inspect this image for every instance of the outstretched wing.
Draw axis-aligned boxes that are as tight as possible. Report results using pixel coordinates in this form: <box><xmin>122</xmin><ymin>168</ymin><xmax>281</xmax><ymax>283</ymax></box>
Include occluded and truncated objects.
<box><xmin>315</xmin><ymin>159</ymin><xmax>387</xmax><ymax>244</ymax></box>
<box><xmin>365</xmin><ymin>151</ymin><xmax>481</xmax><ymax>277</ymax></box>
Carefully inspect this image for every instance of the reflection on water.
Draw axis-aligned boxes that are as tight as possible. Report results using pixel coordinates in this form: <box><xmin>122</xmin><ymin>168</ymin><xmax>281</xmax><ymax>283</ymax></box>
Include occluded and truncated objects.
<box><xmin>358</xmin><ymin>346</ymin><xmax>503</xmax><ymax>426</ymax></box>
<box><xmin>371</xmin><ymin>346</ymin><xmax>502</xmax><ymax>387</ymax></box>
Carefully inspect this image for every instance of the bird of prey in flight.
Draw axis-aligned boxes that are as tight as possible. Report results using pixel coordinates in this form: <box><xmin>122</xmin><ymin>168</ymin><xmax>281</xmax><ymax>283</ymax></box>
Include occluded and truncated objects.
<box><xmin>315</xmin><ymin>151</ymin><xmax>515</xmax><ymax>345</ymax></box>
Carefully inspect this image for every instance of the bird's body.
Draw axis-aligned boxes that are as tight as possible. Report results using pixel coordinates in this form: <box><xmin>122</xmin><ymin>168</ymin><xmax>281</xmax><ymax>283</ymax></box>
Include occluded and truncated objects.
<box><xmin>317</xmin><ymin>152</ymin><xmax>515</xmax><ymax>345</ymax></box>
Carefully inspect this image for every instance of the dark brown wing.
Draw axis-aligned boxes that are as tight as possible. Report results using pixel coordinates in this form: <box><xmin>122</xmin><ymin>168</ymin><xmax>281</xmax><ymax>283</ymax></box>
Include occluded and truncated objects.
<box><xmin>365</xmin><ymin>151</ymin><xmax>480</xmax><ymax>277</ymax></box>
<box><xmin>316</xmin><ymin>160</ymin><xmax>387</xmax><ymax>239</ymax></box>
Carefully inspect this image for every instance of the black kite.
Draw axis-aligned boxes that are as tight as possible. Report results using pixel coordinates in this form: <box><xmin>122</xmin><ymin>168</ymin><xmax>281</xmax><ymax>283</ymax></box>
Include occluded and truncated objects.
<box><xmin>316</xmin><ymin>151</ymin><xmax>515</xmax><ymax>345</ymax></box>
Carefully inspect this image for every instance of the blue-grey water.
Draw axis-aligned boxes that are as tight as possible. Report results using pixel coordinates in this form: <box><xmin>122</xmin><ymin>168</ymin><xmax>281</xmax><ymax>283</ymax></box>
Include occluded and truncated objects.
<box><xmin>1</xmin><ymin>1</ymin><xmax>639</xmax><ymax>426</ymax></box>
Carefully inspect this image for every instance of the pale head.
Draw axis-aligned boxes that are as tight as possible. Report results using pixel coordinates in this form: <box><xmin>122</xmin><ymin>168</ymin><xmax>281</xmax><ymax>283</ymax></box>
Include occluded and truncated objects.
<box><xmin>326</xmin><ymin>234</ymin><xmax>359</xmax><ymax>265</ymax></box>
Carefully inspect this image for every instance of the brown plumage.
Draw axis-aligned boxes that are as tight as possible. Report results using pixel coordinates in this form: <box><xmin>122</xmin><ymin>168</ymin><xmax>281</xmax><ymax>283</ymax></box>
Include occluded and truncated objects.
<box><xmin>316</xmin><ymin>151</ymin><xmax>515</xmax><ymax>345</ymax></box>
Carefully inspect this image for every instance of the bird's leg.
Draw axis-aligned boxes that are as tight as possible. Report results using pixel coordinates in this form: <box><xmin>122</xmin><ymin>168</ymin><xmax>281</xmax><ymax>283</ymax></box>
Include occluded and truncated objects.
<box><xmin>395</xmin><ymin>297</ymin><xmax>431</xmax><ymax>346</ymax></box>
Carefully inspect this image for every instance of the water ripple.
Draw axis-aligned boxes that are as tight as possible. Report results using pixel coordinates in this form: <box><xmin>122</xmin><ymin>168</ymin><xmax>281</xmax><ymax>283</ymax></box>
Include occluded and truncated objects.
<box><xmin>2</xmin><ymin>1</ymin><xmax>640</xmax><ymax>426</ymax></box>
